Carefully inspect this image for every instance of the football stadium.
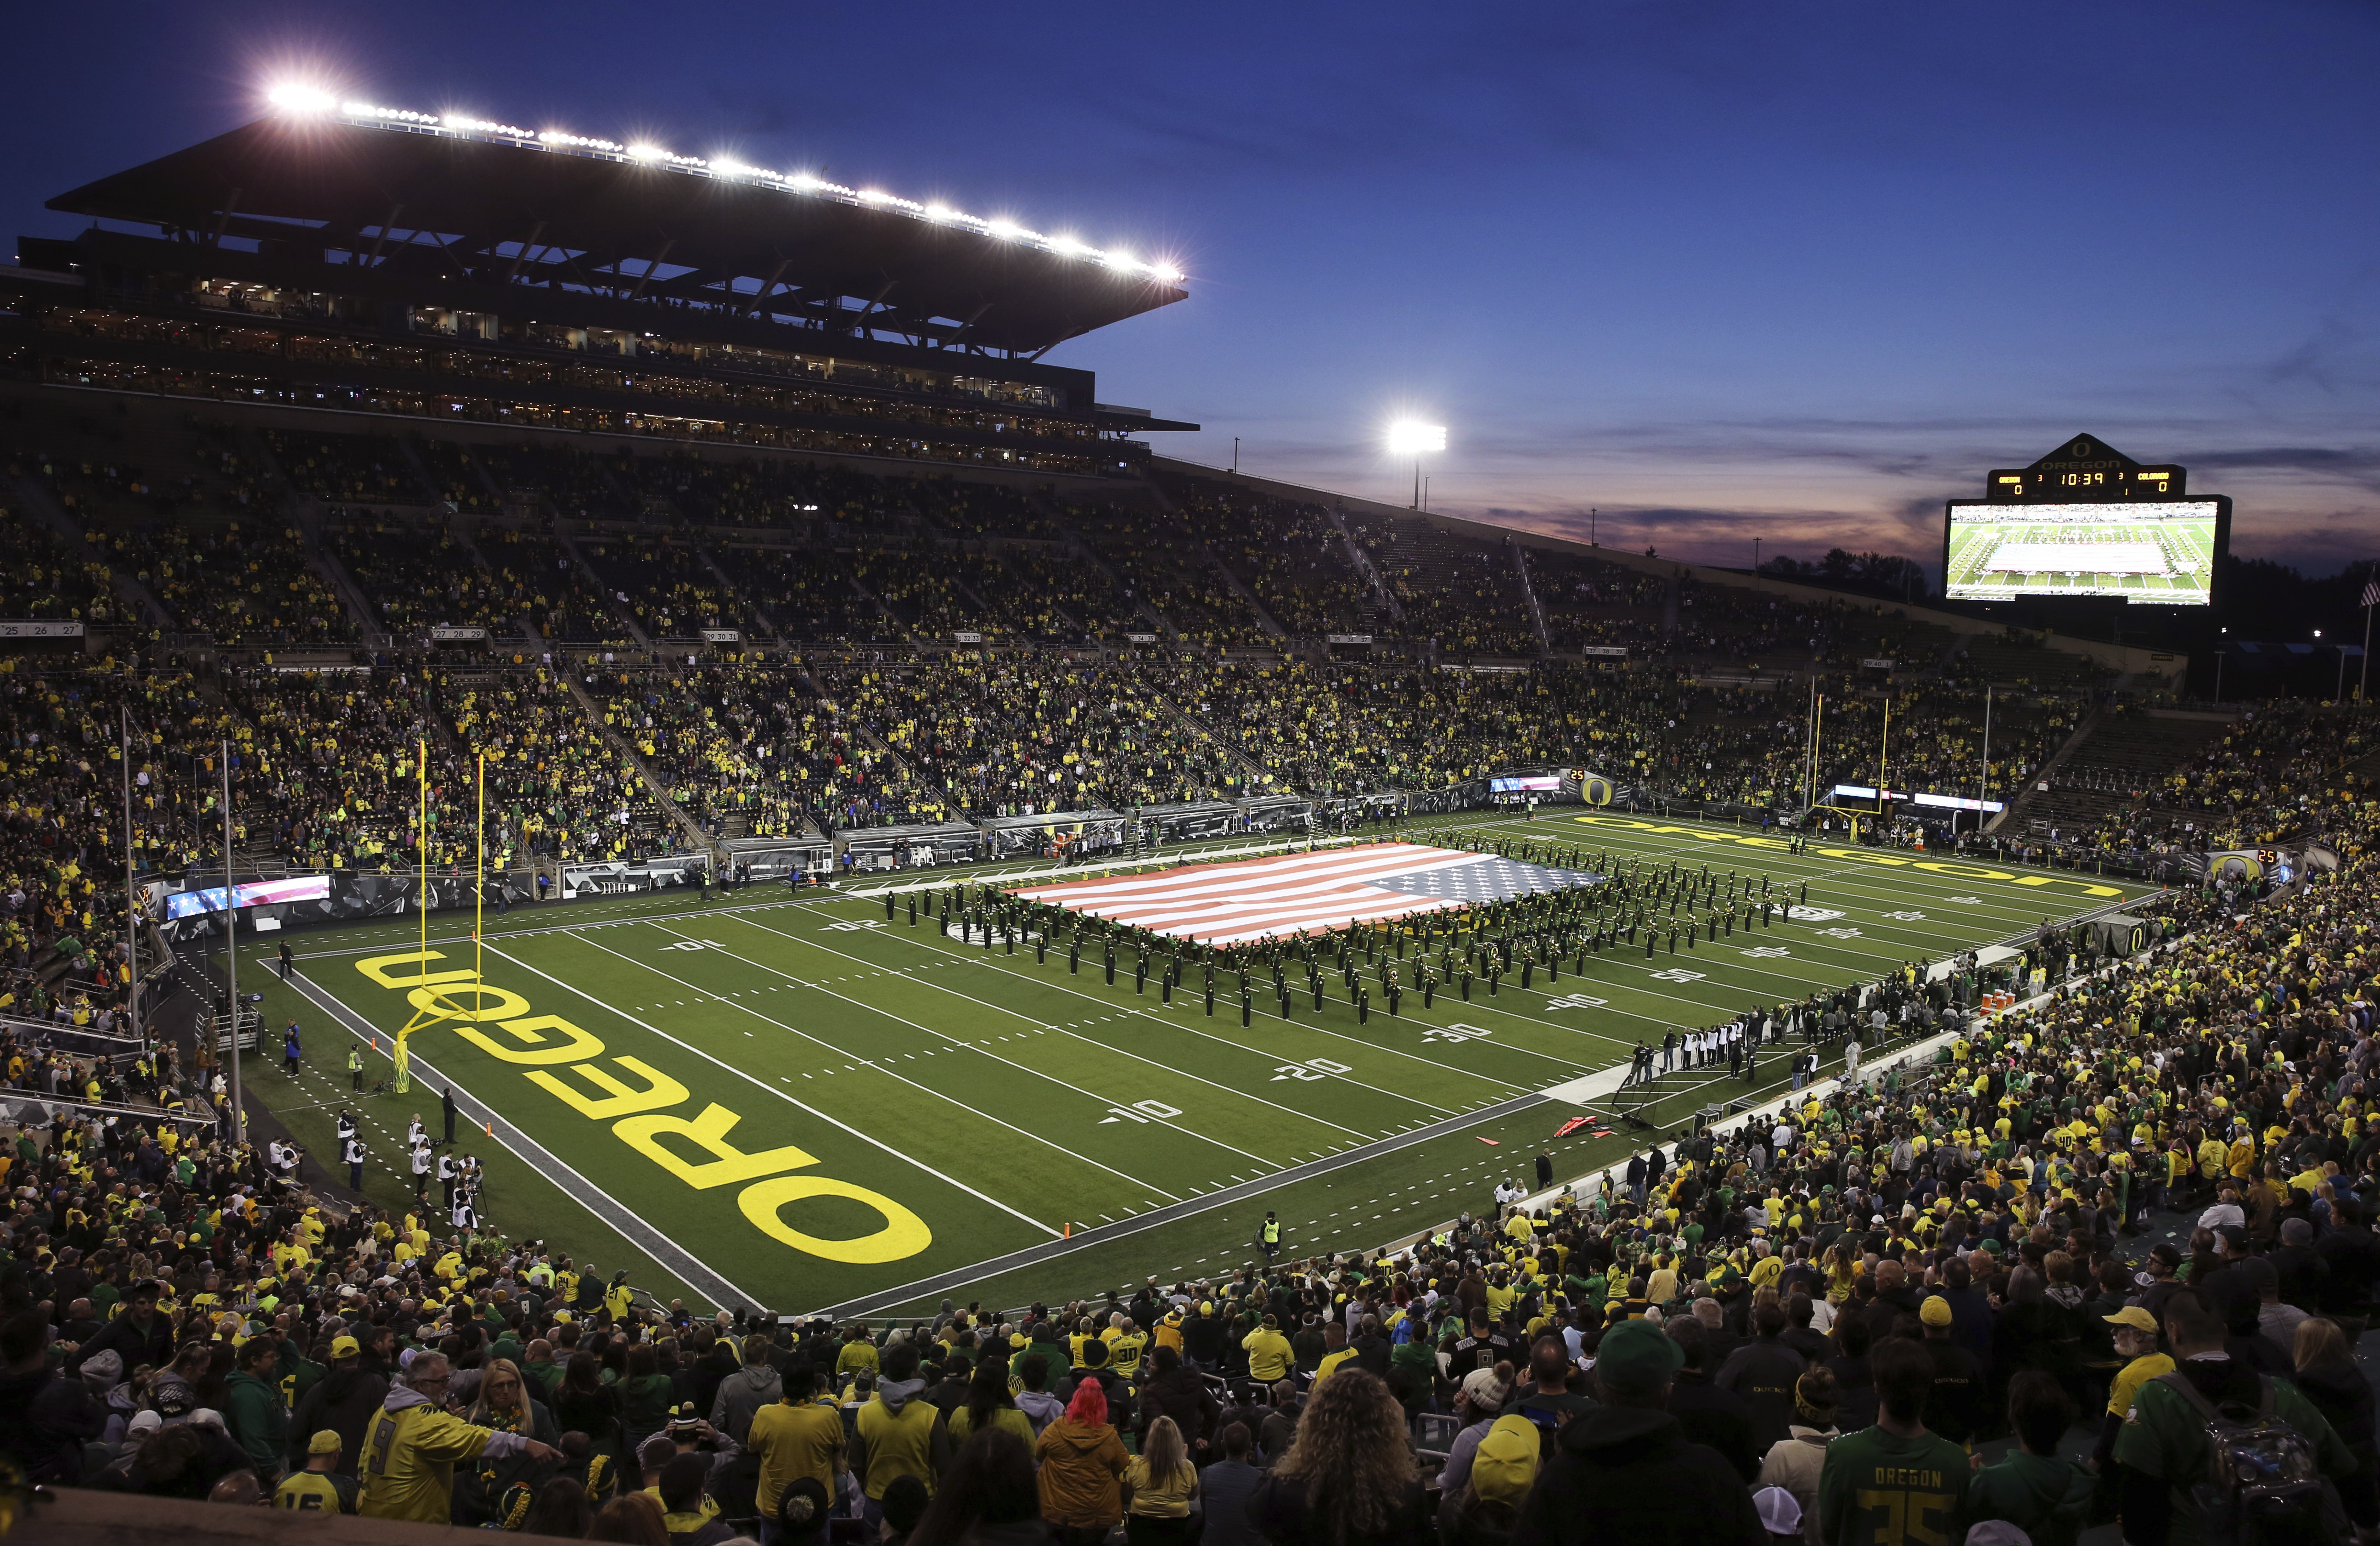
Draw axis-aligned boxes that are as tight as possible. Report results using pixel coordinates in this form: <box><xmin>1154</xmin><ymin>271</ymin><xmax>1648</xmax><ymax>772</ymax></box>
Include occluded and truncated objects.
<box><xmin>6</xmin><ymin>58</ymin><xmax>2380</xmax><ymax>1546</ymax></box>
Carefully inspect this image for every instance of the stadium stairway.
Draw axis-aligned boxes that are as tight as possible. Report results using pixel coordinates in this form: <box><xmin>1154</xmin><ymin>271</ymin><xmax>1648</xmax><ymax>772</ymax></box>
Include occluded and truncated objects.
<box><xmin>1319</xmin><ymin>499</ymin><xmax>1407</xmax><ymax>626</ymax></box>
<box><xmin>697</xmin><ymin>541</ymin><xmax>781</xmax><ymax>643</ymax></box>
<box><xmin>1987</xmin><ymin>697</ymin><xmax>2107</xmax><ymax>834</ymax></box>
<box><xmin>1043</xmin><ymin>496</ymin><xmax>1180</xmax><ymax>642</ymax></box>
<box><xmin>554</xmin><ymin>528</ymin><xmax>653</xmax><ymax>649</ymax></box>
<box><xmin>2021</xmin><ymin>710</ymin><xmax>2235</xmax><ymax>840</ymax></box>
<box><xmin>559</xmin><ymin>670</ymin><xmax>717</xmax><ymax>858</ymax></box>
<box><xmin>296</xmin><ymin>514</ymin><xmax>389</xmax><ymax>643</ymax></box>
<box><xmin>1138</xmin><ymin>466</ymin><xmax>1288</xmax><ymax>641</ymax></box>
<box><xmin>8</xmin><ymin>471</ymin><xmax>176</xmax><ymax>632</ymax></box>
<box><xmin>1513</xmin><ymin>542</ymin><xmax>1553</xmax><ymax>655</ymax></box>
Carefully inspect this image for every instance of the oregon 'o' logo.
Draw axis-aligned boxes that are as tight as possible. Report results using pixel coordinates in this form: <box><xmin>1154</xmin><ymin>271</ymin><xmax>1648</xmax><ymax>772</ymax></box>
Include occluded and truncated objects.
<box><xmin>2071</xmin><ymin>439</ymin><xmax>2092</xmax><ymax>456</ymax></box>
<box><xmin>1581</xmin><ymin>776</ymin><xmax>1614</xmax><ymax>806</ymax></box>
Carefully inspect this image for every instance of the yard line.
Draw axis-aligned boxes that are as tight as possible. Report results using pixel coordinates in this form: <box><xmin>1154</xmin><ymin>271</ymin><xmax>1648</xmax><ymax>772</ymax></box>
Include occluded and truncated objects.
<box><xmin>700</xmin><ymin>915</ymin><xmax>1409</xmax><ymax>1134</ymax></box>
<box><xmin>472</xmin><ymin>938</ymin><xmax>1063</xmax><ymax>1239</ymax></box>
<box><xmin>563</xmin><ymin>928</ymin><xmax>1202</xmax><ymax>1195</ymax></box>
<box><xmin>633</xmin><ymin>932</ymin><xmax>1353</xmax><ymax>1159</ymax></box>
<box><xmin>718</xmin><ymin>910</ymin><xmax>1488</xmax><ymax>1121</ymax></box>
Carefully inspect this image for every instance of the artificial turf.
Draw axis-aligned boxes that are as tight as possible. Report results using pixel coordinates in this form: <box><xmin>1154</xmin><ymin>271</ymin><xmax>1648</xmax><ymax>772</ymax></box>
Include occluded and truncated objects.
<box><xmin>224</xmin><ymin>810</ymin><xmax>2155</xmax><ymax>1319</ymax></box>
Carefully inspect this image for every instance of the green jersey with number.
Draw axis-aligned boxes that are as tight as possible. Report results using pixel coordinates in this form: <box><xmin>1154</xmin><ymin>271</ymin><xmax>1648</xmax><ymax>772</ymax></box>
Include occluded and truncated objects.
<box><xmin>1817</xmin><ymin>1424</ymin><xmax>1970</xmax><ymax>1546</ymax></box>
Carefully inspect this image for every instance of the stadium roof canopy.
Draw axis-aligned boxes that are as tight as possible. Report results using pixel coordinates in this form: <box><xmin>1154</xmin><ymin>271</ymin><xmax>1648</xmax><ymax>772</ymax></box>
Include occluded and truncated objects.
<box><xmin>46</xmin><ymin>112</ymin><xmax>1187</xmax><ymax>360</ymax></box>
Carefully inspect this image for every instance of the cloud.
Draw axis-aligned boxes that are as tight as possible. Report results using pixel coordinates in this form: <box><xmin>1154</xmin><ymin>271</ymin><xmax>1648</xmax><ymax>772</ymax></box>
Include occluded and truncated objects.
<box><xmin>2189</xmin><ymin>445</ymin><xmax>2380</xmax><ymax>494</ymax></box>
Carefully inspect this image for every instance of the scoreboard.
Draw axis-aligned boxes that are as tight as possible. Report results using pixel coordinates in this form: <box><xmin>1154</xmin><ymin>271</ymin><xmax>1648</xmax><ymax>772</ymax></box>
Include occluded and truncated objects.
<box><xmin>1943</xmin><ymin>434</ymin><xmax>2228</xmax><ymax>607</ymax></box>
<box><xmin>1983</xmin><ymin>434</ymin><xmax>2183</xmax><ymax>502</ymax></box>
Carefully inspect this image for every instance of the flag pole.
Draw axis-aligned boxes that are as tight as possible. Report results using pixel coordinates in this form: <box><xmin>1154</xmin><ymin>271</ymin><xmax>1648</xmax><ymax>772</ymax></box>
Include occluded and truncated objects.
<box><xmin>2362</xmin><ymin>565</ymin><xmax>2375</xmax><ymax>703</ymax></box>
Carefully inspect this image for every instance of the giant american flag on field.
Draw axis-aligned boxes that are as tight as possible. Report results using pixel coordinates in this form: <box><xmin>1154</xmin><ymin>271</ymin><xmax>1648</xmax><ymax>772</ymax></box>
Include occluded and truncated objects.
<box><xmin>1008</xmin><ymin>842</ymin><xmax>1605</xmax><ymax>945</ymax></box>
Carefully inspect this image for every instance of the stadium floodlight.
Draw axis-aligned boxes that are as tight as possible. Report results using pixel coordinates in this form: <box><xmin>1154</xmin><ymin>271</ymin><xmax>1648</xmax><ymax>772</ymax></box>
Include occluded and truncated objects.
<box><xmin>266</xmin><ymin>82</ymin><xmax>338</xmax><ymax>116</ymax></box>
<box><xmin>1386</xmin><ymin>421</ymin><xmax>1446</xmax><ymax>511</ymax></box>
<box><xmin>294</xmin><ymin>94</ymin><xmax>1180</xmax><ymax>285</ymax></box>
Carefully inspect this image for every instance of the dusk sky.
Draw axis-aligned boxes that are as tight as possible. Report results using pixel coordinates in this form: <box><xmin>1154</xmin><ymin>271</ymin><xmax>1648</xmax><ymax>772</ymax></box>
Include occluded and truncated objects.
<box><xmin>9</xmin><ymin>1</ymin><xmax>2377</xmax><ymax>578</ymax></box>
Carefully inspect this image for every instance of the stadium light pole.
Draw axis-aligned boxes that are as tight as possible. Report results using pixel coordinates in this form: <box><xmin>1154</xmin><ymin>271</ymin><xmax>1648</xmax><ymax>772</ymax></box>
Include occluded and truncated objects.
<box><xmin>120</xmin><ymin>708</ymin><xmax>137</xmax><ymax>1046</ymax></box>
<box><xmin>220</xmin><ymin>738</ymin><xmax>244</xmax><ymax>1146</ymax></box>
<box><xmin>1386</xmin><ymin>422</ymin><xmax>1445</xmax><ymax>511</ymax></box>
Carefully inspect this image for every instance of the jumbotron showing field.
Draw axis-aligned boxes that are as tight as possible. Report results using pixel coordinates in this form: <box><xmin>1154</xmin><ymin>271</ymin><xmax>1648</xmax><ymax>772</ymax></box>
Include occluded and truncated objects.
<box><xmin>1943</xmin><ymin>499</ymin><xmax>2219</xmax><ymax>604</ymax></box>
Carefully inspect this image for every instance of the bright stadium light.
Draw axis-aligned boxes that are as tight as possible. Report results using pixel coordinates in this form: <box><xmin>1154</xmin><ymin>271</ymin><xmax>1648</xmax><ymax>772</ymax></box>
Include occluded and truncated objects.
<box><xmin>275</xmin><ymin>93</ymin><xmax>1179</xmax><ymax>285</ymax></box>
<box><xmin>266</xmin><ymin>82</ymin><xmax>338</xmax><ymax>116</ymax></box>
<box><xmin>1386</xmin><ymin>421</ymin><xmax>1446</xmax><ymax>511</ymax></box>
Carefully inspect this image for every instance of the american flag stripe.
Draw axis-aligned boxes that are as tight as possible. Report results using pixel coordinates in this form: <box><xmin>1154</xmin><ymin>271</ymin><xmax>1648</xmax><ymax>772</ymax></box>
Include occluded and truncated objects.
<box><xmin>1017</xmin><ymin>842</ymin><xmax>1476</xmax><ymax>905</ymax></box>
<box><xmin>1010</xmin><ymin>842</ymin><xmax>1588</xmax><ymax>946</ymax></box>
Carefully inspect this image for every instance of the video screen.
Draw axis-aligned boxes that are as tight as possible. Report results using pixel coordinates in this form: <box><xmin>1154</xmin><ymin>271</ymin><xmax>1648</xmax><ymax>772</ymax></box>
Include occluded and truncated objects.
<box><xmin>1943</xmin><ymin>499</ymin><xmax>2220</xmax><ymax>605</ymax></box>
<box><xmin>1489</xmin><ymin>775</ymin><xmax>1563</xmax><ymax>793</ymax></box>
<box><xmin>166</xmin><ymin>874</ymin><xmax>334</xmax><ymax>919</ymax></box>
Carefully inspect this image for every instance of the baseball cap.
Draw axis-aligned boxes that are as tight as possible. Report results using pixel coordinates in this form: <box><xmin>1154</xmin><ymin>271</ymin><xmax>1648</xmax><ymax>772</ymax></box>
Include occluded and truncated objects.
<box><xmin>1919</xmin><ymin>1296</ymin><xmax>1953</xmax><ymax>1327</ymax></box>
<box><xmin>1754</xmin><ymin>1486</ymin><xmax>1803</xmax><ymax>1536</ymax></box>
<box><xmin>330</xmin><ymin>1335</ymin><xmax>360</xmax><ymax>1359</ymax></box>
<box><xmin>308</xmin><ymin>1430</ymin><xmax>343</xmax><ymax>1456</ymax></box>
<box><xmin>2103</xmin><ymin>1306</ymin><xmax>2159</xmax><ymax>1334</ymax></box>
<box><xmin>1594</xmin><ymin>1318</ymin><xmax>1685</xmax><ymax>1398</ymax></box>
<box><xmin>127</xmin><ymin>1410</ymin><xmax>162</xmax><ymax>1436</ymax></box>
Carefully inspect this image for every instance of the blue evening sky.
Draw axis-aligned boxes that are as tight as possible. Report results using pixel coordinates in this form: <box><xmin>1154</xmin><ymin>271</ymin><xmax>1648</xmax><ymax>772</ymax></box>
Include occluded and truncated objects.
<box><xmin>6</xmin><ymin>1</ymin><xmax>2376</xmax><ymax>576</ymax></box>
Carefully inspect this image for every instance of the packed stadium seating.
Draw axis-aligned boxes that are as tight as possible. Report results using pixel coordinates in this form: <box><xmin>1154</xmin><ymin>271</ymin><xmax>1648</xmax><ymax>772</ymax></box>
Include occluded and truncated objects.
<box><xmin>1163</xmin><ymin>472</ymin><xmax>1378</xmax><ymax>638</ymax></box>
<box><xmin>1347</xmin><ymin>512</ymin><xmax>1539</xmax><ymax>656</ymax></box>
<box><xmin>581</xmin><ymin>537</ymin><xmax>747</xmax><ymax>641</ymax></box>
<box><xmin>328</xmin><ymin>519</ymin><xmax>519</xmax><ymax>636</ymax></box>
<box><xmin>262</xmin><ymin>429</ymin><xmax>430</xmax><ymax>507</ymax></box>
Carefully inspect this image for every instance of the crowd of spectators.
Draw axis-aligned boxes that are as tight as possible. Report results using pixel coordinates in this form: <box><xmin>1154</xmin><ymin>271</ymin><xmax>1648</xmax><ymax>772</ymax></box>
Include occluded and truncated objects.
<box><xmin>96</xmin><ymin>521</ymin><xmax>357</xmax><ymax>646</ymax></box>
<box><xmin>581</xmin><ymin>540</ymin><xmax>746</xmax><ymax>641</ymax></box>
<box><xmin>0</xmin><ymin>504</ymin><xmax>126</xmax><ymax>626</ymax></box>
<box><xmin>1166</xmin><ymin>476</ymin><xmax>1376</xmax><ymax>639</ymax></box>
<box><xmin>734</xmin><ymin>549</ymin><xmax>888</xmax><ymax>643</ymax></box>
<box><xmin>261</xmin><ymin>432</ymin><xmax>428</xmax><ymax>508</ymax></box>
<box><xmin>329</xmin><ymin>521</ymin><xmax>522</xmax><ymax>637</ymax></box>
<box><xmin>908</xmin><ymin>477</ymin><xmax>1061</xmax><ymax>540</ymax></box>
<box><xmin>1065</xmin><ymin>500</ymin><xmax>1269</xmax><ymax>650</ymax></box>
<box><xmin>15</xmin><ymin>793</ymin><xmax>2380</xmax><ymax>1544</ymax></box>
<box><xmin>827</xmin><ymin>652</ymin><xmax>1242</xmax><ymax>818</ymax></box>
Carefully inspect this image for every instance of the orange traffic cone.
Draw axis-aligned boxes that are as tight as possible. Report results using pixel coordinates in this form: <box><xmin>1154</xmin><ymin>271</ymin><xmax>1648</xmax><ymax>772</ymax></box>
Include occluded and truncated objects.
<box><xmin>485</xmin><ymin>1119</ymin><xmax>495</xmax><ymax>1137</ymax></box>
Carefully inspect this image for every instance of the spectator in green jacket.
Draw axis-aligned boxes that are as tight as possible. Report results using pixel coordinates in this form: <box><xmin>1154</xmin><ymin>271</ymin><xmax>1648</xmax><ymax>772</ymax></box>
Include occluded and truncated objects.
<box><xmin>224</xmin><ymin>1336</ymin><xmax>291</xmax><ymax>1482</ymax></box>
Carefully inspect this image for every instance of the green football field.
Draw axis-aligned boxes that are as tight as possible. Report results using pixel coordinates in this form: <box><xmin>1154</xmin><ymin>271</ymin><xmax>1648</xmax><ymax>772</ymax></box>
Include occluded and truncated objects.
<box><xmin>225</xmin><ymin>811</ymin><xmax>2154</xmax><ymax>1320</ymax></box>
